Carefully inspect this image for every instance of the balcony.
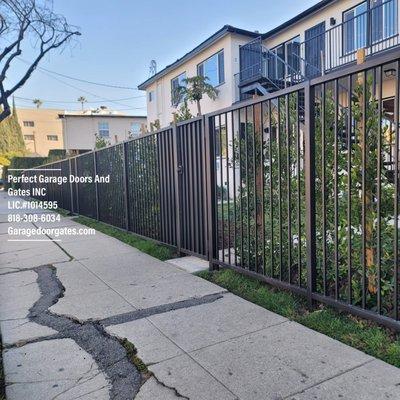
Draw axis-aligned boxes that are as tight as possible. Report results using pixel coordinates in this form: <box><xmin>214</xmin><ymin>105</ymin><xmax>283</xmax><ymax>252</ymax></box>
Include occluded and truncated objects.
<box><xmin>238</xmin><ymin>0</ymin><xmax>399</xmax><ymax>99</ymax></box>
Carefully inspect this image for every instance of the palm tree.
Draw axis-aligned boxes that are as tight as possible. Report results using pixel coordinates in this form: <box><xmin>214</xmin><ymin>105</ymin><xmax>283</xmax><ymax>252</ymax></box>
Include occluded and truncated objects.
<box><xmin>177</xmin><ymin>76</ymin><xmax>218</xmax><ymax>116</ymax></box>
<box><xmin>77</xmin><ymin>96</ymin><xmax>87</xmax><ymax>111</ymax></box>
<box><xmin>32</xmin><ymin>98</ymin><xmax>43</xmax><ymax>108</ymax></box>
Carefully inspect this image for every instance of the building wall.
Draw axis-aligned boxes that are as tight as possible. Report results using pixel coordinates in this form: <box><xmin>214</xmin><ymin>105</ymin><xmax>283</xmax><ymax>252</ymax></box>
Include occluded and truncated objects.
<box><xmin>17</xmin><ymin>108</ymin><xmax>64</xmax><ymax>157</ymax></box>
<box><xmin>62</xmin><ymin>115</ymin><xmax>147</xmax><ymax>152</ymax></box>
<box><xmin>145</xmin><ymin>33</ymin><xmax>252</xmax><ymax>129</ymax></box>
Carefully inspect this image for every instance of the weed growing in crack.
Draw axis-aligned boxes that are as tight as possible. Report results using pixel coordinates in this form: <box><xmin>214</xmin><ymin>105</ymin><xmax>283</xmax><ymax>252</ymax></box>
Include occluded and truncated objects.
<box><xmin>119</xmin><ymin>338</ymin><xmax>151</xmax><ymax>379</ymax></box>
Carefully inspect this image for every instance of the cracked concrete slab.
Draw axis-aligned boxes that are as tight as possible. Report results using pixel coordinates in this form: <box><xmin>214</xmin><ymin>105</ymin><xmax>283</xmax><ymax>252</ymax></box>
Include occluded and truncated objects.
<box><xmin>0</xmin><ymin>318</ymin><xmax>56</xmax><ymax>347</ymax></box>
<box><xmin>50</xmin><ymin>288</ymin><xmax>136</xmax><ymax>320</ymax></box>
<box><xmin>0</xmin><ymin>270</ymin><xmax>41</xmax><ymax>320</ymax></box>
<box><xmin>149</xmin><ymin>354</ymin><xmax>238</xmax><ymax>400</ymax></box>
<box><xmin>52</xmin><ymin>260</ymin><xmax>109</xmax><ymax>296</ymax></box>
<box><xmin>148</xmin><ymin>293</ymin><xmax>287</xmax><ymax>352</ymax></box>
<box><xmin>290</xmin><ymin>359</ymin><xmax>400</xmax><ymax>400</ymax></box>
<box><xmin>1</xmin><ymin>247</ymin><xmax>70</xmax><ymax>271</ymax></box>
<box><xmin>78</xmin><ymin>252</ymin><xmax>185</xmax><ymax>287</ymax></box>
<box><xmin>189</xmin><ymin>321</ymin><xmax>376</xmax><ymax>400</ymax></box>
<box><xmin>3</xmin><ymin>338</ymin><xmax>110</xmax><ymax>400</ymax></box>
<box><xmin>106</xmin><ymin>318</ymin><xmax>183</xmax><ymax>365</ymax></box>
<box><xmin>115</xmin><ymin>272</ymin><xmax>226</xmax><ymax>309</ymax></box>
<box><xmin>135</xmin><ymin>376</ymin><xmax>181</xmax><ymax>400</ymax></box>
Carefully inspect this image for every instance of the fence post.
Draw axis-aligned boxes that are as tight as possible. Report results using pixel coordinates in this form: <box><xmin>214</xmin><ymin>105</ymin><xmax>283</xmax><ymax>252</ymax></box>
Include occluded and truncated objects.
<box><xmin>304</xmin><ymin>82</ymin><xmax>317</xmax><ymax>306</ymax></box>
<box><xmin>204</xmin><ymin>115</ymin><xmax>217</xmax><ymax>271</ymax></box>
<box><xmin>172</xmin><ymin>123</ymin><xmax>182</xmax><ymax>254</ymax></box>
<box><xmin>92</xmin><ymin>151</ymin><xmax>100</xmax><ymax>221</ymax></box>
<box><xmin>122</xmin><ymin>142</ymin><xmax>130</xmax><ymax>231</ymax></box>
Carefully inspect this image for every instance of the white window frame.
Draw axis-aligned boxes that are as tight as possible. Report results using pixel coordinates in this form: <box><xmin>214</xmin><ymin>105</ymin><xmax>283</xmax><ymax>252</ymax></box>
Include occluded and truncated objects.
<box><xmin>197</xmin><ymin>50</ymin><xmax>225</xmax><ymax>87</ymax></box>
<box><xmin>98</xmin><ymin>121</ymin><xmax>110</xmax><ymax>137</ymax></box>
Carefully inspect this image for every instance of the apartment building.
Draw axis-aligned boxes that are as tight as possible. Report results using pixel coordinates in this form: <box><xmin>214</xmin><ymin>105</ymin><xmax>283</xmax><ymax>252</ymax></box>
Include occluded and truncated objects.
<box><xmin>139</xmin><ymin>0</ymin><xmax>399</xmax><ymax>128</ymax></box>
<box><xmin>59</xmin><ymin>109</ymin><xmax>147</xmax><ymax>155</ymax></box>
<box><xmin>17</xmin><ymin>108</ymin><xmax>64</xmax><ymax>156</ymax></box>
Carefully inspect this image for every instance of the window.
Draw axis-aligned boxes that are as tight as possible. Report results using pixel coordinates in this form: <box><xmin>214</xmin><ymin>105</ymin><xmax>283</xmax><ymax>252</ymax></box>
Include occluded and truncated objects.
<box><xmin>98</xmin><ymin>122</ymin><xmax>109</xmax><ymax>137</ymax></box>
<box><xmin>198</xmin><ymin>50</ymin><xmax>225</xmax><ymax>87</ymax></box>
<box><xmin>148</xmin><ymin>91</ymin><xmax>154</xmax><ymax>102</ymax></box>
<box><xmin>343</xmin><ymin>2</ymin><xmax>368</xmax><ymax>54</ymax></box>
<box><xmin>285</xmin><ymin>36</ymin><xmax>301</xmax><ymax>74</ymax></box>
<box><xmin>47</xmin><ymin>135</ymin><xmax>58</xmax><ymax>141</ymax></box>
<box><xmin>343</xmin><ymin>0</ymin><xmax>397</xmax><ymax>54</ymax></box>
<box><xmin>371</xmin><ymin>0</ymin><xmax>397</xmax><ymax>43</ymax></box>
<box><xmin>130</xmin><ymin>122</ymin><xmax>141</xmax><ymax>136</ymax></box>
<box><xmin>23</xmin><ymin>121</ymin><xmax>34</xmax><ymax>127</ymax></box>
<box><xmin>171</xmin><ymin>72</ymin><xmax>186</xmax><ymax>107</ymax></box>
<box><xmin>24</xmin><ymin>135</ymin><xmax>34</xmax><ymax>140</ymax></box>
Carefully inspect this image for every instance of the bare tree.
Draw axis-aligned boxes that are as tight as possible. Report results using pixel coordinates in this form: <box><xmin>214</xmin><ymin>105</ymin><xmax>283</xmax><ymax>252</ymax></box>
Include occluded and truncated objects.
<box><xmin>0</xmin><ymin>0</ymin><xmax>80</xmax><ymax>121</ymax></box>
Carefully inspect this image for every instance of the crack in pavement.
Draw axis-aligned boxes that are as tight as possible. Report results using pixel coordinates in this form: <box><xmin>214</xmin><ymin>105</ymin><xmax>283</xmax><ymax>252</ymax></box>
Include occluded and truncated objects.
<box><xmin>100</xmin><ymin>292</ymin><xmax>225</xmax><ymax>327</ymax></box>
<box><xmin>151</xmin><ymin>375</ymin><xmax>190</xmax><ymax>399</ymax></box>
<box><xmin>31</xmin><ymin>221</ymin><xmax>75</xmax><ymax>261</ymax></box>
<box><xmin>26</xmin><ymin>264</ymin><xmax>142</xmax><ymax>400</ymax></box>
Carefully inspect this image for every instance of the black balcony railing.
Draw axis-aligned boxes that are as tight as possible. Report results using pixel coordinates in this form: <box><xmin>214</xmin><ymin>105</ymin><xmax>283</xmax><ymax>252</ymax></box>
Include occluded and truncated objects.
<box><xmin>238</xmin><ymin>0</ymin><xmax>399</xmax><ymax>89</ymax></box>
<box><xmin>302</xmin><ymin>0</ymin><xmax>398</xmax><ymax>76</ymax></box>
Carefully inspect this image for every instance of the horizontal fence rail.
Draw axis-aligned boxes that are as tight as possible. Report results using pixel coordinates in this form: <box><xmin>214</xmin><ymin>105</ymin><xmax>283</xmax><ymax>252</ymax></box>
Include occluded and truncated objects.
<box><xmin>21</xmin><ymin>52</ymin><xmax>400</xmax><ymax>331</ymax></box>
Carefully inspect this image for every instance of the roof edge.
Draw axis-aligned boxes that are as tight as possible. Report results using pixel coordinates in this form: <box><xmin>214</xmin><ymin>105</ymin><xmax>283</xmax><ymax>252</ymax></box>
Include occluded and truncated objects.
<box><xmin>138</xmin><ymin>25</ymin><xmax>259</xmax><ymax>90</ymax></box>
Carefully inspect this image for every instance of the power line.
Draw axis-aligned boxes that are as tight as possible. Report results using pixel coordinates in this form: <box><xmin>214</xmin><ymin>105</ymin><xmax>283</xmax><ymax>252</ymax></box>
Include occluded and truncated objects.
<box><xmin>38</xmin><ymin>66</ymin><xmax>139</xmax><ymax>90</ymax></box>
<box><xmin>16</xmin><ymin>56</ymin><xmax>140</xmax><ymax>90</ymax></box>
<box><xmin>31</xmin><ymin>68</ymin><xmax>145</xmax><ymax>109</ymax></box>
<box><xmin>14</xmin><ymin>94</ymin><xmax>145</xmax><ymax>104</ymax></box>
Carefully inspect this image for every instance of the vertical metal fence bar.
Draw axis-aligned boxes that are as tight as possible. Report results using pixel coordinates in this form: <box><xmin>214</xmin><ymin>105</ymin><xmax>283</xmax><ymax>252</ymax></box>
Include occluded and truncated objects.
<box><xmin>296</xmin><ymin>92</ymin><xmax>302</xmax><ymax>286</ymax></box>
<box><xmin>268</xmin><ymin>101</ymin><xmax>274</xmax><ymax>277</ymax></box>
<box><xmin>377</xmin><ymin>66</ymin><xmax>383</xmax><ymax>314</ymax></box>
<box><xmin>252</xmin><ymin>105</ymin><xmax>258</xmax><ymax>272</ymax></box>
<box><xmin>226</xmin><ymin>112</ymin><xmax>232</xmax><ymax>265</ymax></box>
<box><xmin>277</xmin><ymin>99</ymin><xmax>283</xmax><ymax>280</ymax></box>
<box><xmin>286</xmin><ymin>94</ymin><xmax>292</xmax><ymax>283</ymax></box>
<box><xmin>305</xmin><ymin>83</ymin><xmax>317</xmax><ymax>305</ymax></box>
<box><xmin>75</xmin><ymin>157</ymin><xmax>80</xmax><ymax>214</ymax></box>
<box><xmin>122</xmin><ymin>142</ymin><xmax>129</xmax><ymax>231</ymax></box>
<box><xmin>219</xmin><ymin>114</ymin><xmax>225</xmax><ymax>264</ymax></box>
<box><xmin>172</xmin><ymin>124</ymin><xmax>182</xmax><ymax>253</ymax></box>
<box><xmin>321</xmin><ymin>84</ymin><xmax>327</xmax><ymax>295</ymax></box>
<box><xmin>394</xmin><ymin>61</ymin><xmax>399</xmax><ymax>320</ymax></box>
<box><xmin>93</xmin><ymin>151</ymin><xmax>99</xmax><ymax>221</ymax></box>
<box><xmin>205</xmin><ymin>116</ymin><xmax>217</xmax><ymax>270</ymax></box>
<box><xmin>361</xmin><ymin>70</ymin><xmax>367</xmax><ymax>309</ymax></box>
<box><xmin>261</xmin><ymin>103</ymin><xmax>266</xmax><ymax>275</ymax></box>
<box><xmin>334</xmin><ymin>79</ymin><xmax>339</xmax><ymax>300</ymax></box>
<box><xmin>347</xmin><ymin>75</ymin><xmax>353</xmax><ymax>305</ymax></box>
<box><xmin>231</xmin><ymin>111</ymin><xmax>237</xmax><ymax>266</ymax></box>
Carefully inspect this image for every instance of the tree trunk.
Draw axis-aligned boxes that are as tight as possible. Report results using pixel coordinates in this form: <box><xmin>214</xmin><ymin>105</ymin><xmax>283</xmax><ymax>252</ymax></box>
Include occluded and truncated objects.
<box><xmin>196</xmin><ymin>100</ymin><xmax>201</xmax><ymax>116</ymax></box>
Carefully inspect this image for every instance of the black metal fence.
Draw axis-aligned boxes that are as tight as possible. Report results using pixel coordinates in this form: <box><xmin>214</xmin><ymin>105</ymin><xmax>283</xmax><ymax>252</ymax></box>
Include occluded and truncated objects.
<box><xmin>23</xmin><ymin>49</ymin><xmax>400</xmax><ymax>331</ymax></box>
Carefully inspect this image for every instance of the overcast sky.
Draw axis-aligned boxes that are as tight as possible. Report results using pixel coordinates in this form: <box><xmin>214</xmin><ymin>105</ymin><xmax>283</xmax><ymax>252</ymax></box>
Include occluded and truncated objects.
<box><xmin>7</xmin><ymin>0</ymin><xmax>318</xmax><ymax>115</ymax></box>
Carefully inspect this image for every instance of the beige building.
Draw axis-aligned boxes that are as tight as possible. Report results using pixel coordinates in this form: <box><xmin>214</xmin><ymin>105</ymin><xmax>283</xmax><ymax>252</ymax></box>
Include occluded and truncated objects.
<box><xmin>17</xmin><ymin>108</ymin><xmax>64</xmax><ymax>156</ymax></box>
<box><xmin>60</xmin><ymin>109</ymin><xmax>147</xmax><ymax>154</ymax></box>
<box><xmin>139</xmin><ymin>0</ymin><xmax>399</xmax><ymax>128</ymax></box>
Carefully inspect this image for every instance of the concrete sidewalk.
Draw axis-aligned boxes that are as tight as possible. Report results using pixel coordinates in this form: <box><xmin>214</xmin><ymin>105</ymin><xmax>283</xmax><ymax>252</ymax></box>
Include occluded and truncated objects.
<box><xmin>1</xmin><ymin>192</ymin><xmax>400</xmax><ymax>400</ymax></box>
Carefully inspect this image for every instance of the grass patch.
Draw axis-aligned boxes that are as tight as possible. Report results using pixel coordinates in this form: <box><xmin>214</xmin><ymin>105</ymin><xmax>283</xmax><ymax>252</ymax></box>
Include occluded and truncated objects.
<box><xmin>119</xmin><ymin>338</ymin><xmax>150</xmax><ymax>377</ymax></box>
<box><xmin>73</xmin><ymin>216</ymin><xmax>177</xmax><ymax>261</ymax></box>
<box><xmin>55</xmin><ymin>207</ymin><xmax>71</xmax><ymax>217</ymax></box>
<box><xmin>197</xmin><ymin>269</ymin><xmax>400</xmax><ymax>368</ymax></box>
